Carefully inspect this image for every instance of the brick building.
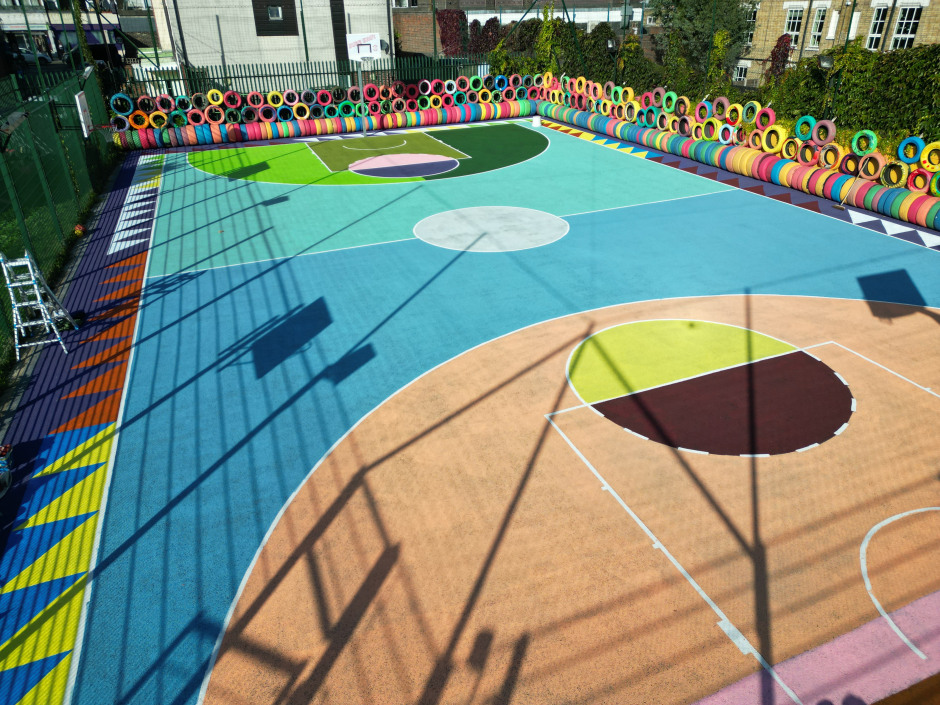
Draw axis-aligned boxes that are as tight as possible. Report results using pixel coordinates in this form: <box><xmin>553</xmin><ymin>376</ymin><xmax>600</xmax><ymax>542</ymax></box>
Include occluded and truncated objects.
<box><xmin>393</xmin><ymin>0</ymin><xmax>635</xmax><ymax>56</ymax></box>
<box><xmin>735</xmin><ymin>0</ymin><xmax>939</xmax><ymax>86</ymax></box>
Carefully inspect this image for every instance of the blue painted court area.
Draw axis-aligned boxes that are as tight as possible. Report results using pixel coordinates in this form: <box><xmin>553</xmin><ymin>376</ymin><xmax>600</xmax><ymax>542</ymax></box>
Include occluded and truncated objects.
<box><xmin>71</xmin><ymin>122</ymin><xmax>940</xmax><ymax>705</ymax></box>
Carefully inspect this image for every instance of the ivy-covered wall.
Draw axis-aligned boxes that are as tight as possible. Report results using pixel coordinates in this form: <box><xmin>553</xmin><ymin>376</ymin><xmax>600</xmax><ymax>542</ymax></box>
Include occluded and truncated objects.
<box><xmin>766</xmin><ymin>43</ymin><xmax>940</xmax><ymax>142</ymax></box>
<box><xmin>490</xmin><ymin>21</ymin><xmax>940</xmax><ymax>143</ymax></box>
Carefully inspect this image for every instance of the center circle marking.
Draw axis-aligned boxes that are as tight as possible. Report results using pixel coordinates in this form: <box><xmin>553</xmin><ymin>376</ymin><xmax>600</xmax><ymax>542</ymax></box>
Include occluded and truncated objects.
<box><xmin>413</xmin><ymin>206</ymin><xmax>570</xmax><ymax>252</ymax></box>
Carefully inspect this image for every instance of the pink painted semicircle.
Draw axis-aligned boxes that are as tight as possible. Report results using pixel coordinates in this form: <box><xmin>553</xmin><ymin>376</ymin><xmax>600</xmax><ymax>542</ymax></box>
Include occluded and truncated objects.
<box><xmin>349</xmin><ymin>153</ymin><xmax>459</xmax><ymax>178</ymax></box>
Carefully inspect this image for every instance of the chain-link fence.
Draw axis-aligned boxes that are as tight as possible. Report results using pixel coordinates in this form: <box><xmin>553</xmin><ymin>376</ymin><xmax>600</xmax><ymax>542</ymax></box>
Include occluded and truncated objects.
<box><xmin>121</xmin><ymin>54</ymin><xmax>493</xmax><ymax>98</ymax></box>
<box><xmin>0</xmin><ymin>68</ymin><xmax>117</xmax><ymax>372</ymax></box>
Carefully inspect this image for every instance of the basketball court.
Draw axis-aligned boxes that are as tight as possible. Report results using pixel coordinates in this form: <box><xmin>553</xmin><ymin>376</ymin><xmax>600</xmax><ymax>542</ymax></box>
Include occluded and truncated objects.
<box><xmin>1</xmin><ymin>117</ymin><xmax>938</xmax><ymax>705</ymax></box>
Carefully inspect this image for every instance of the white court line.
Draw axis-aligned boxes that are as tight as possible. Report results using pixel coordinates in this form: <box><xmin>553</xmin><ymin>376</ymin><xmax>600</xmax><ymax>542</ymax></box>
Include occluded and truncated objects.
<box><xmin>552</xmin><ymin>347</ymin><xmax>817</xmax><ymax>415</ymax></box>
<box><xmin>195</xmin><ymin>292</ymin><xmax>940</xmax><ymax>704</ymax></box>
<box><xmin>560</xmin><ymin>319</ymin><xmax>816</xmax><ymax>412</ymax></box>
<box><xmin>145</xmin><ymin>236</ymin><xmax>416</xmax><ymax>279</ymax></box>
<box><xmin>340</xmin><ymin>138</ymin><xmax>407</xmax><ymax>151</ymax></box>
<box><xmin>827</xmin><ymin>341</ymin><xmax>940</xmax><ymax>400</ymax></box>
<box><xmin>860</xmin><ymin>507</ymin><xmax>940</xmax><ymax>659</ymax></box>
<box><xmin>419</xmin><ymin>129</ymin><xmax>472</xmax><ymax>159</ymax></box>
<box><xmin>545</xmin><ymin>415</ymin><xmax>803</xmax><ymax>705</ymax></box>
<box><xmin>305</xmin><ymin>141</ymin><xmax>333</xmax><ymax>172</ymax></box>
<box><xmin>63</xmin><ymin>153</ymin><xmax>165</xmax><ymax>705</ymax></box>
<box><xmin>186</xmin><ymin>118</ymin><xmax>543</xmax><ymax>186</ymax></box>
<box><xmin>733</xmin><ymin>185</ymin><xmax>940</xmax><ymax>255</ymax></box>
<box><xmin>543</xmin><ymin>118</ymin><xmax>940</xmax><ymax>252</ymax></box>
<box><xmin>561</xmin><ymin>188</ymin><xmax>734</xmax><ymax>219</ymax></box>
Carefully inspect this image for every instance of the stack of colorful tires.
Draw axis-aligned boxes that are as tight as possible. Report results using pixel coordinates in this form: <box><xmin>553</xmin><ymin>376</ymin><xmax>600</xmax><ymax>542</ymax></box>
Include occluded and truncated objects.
<box><xmin>109</xmin><ymin>75</ymin><xmax>545</xmax><ymax>150</ymax></box>
<box><xmin>536</xmin><ymin>96</ymin><xmax>939</xmax><ymax>231</ymax></box>
<box><xmin>109</xmin><ymin>72</ymin><xmax>940</xmax><ymax>230</ymax></box>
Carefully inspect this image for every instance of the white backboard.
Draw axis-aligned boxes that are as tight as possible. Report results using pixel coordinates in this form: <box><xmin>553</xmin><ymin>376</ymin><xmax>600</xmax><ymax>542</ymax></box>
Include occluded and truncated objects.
<box><xmin>75</xmin><ymin>91</ymin><xmax>93</xmax><ymax>139</ymax></box>
<box><xmin>347</xmin><ymin>32</ymin><xmax>382</xmax><ymax>61</ymax></box>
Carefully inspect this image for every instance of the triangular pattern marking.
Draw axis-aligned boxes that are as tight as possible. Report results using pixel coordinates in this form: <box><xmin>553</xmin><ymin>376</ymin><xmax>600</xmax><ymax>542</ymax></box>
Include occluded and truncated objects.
<box><xmin>0</xmin><ymin>515</ymin><xmax>94</xmax><ymax>583</ymax></box>
<box><xmin>71</xmin><ymin>339</ymin><xmax>131</xmax><ymax>369</ymax></box>
<box><xmin>12</xmin><ymin>464</ymin><xmax>101</xmax><ymax>529</ymax></box>
<box><xmin>0</xmin><ymin>575</ymin><xmax>86</xmax><ymax>670</ymax></box>
<box><xmin>32</xmin><ymin>425</ymin><xmax>115</xmax><ymax>479</ymax></box>
<box><xmin>50</xmin><ymin>391</ymin><xmax>121</xmax><ymax>434</ymax></box>
<box><xmin>0</xmin><ymin>575</ymin><xmax>82</xmax><ymax>644</ymax></box>
<box><xmin>0</xmin><ymin>651</ymin><xmax>69</xmax><ymax>705</ymax></box>
<box><xmin>61</xmin><ymin>364</ymin><xmax>127</xmax><ymax>400</ymax></box>
<box><xmin>1</xmin><ymin>515</ymin><xmax>98</xmax><ymax>592</ymax></box>
<box><xmin>881</xmin><ymin>220</ymin><xmax>915</xmax><ymax>236</ymax></box>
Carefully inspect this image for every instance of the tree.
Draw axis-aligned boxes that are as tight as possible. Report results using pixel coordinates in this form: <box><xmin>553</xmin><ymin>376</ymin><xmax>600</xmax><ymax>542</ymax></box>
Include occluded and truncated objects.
<box><xmin>436</xmin><ymin>10</ymin><xmax>468</xmax><ymax>57</ymax></box>
<box><xmin>481</xmin><ymin>18</ymin><xmax>501</xmax><ymax>52</ymax></box>
<box><xmin>647</xmin><ymin>0</ymin><xmax>754</xmax><ymax>75</ymax></box>
<box><xmin>765</xmin><ymin>33</ymin><xmax>792</xmax><ymax>83</ymax></box>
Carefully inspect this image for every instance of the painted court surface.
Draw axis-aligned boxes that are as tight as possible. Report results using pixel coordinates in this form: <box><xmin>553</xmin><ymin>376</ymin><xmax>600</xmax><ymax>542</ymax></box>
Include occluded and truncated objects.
<box><xmin>1</xmin><ymin>119</ymin><xmax>939</xmax><ymax>705</ymax></box>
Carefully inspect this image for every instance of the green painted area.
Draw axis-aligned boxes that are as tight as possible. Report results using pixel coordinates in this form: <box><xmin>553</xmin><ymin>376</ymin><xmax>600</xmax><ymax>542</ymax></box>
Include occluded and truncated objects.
<box><xmin>185</xmin><ymin>124</ymin><xmax>546</xmax><ymax>185</ymax></box>
<box><xmin>152</xmin><ymin>123</ymin><xmax>731</xmax><ymax>276</ymax></box>
<box><xmin>424</xmin><ymin>123</ymin><xmax>548</xmax><ymax>179</ymax></box>
<box><xmin>568</xmin><ymin>320</ymin><xmax>796</xmax><ymax>404</ymax></box>
<box><xmin>187</xmin><ymin>143</ymin><xmax>419</xmax><ymax>185</ymax></box>
<box><xmin>310</xmin><ymin>132</ymin><xmax>467</xmax><ymax>172</ymax></box>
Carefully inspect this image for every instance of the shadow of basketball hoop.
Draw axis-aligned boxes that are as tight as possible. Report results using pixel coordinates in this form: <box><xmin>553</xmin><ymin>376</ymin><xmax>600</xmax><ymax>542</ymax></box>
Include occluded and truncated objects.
<box><xmin>857</xmin><ymin>270</ymin><xmax>940</xmax><ymax>326</ymax></box>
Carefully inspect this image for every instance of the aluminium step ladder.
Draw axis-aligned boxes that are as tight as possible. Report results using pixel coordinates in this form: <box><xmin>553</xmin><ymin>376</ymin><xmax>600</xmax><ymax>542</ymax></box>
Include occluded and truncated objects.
<box><xmin>1</xmin><ymin>252</ymin><xmax>78</xmax><ymax>361</ymax></box>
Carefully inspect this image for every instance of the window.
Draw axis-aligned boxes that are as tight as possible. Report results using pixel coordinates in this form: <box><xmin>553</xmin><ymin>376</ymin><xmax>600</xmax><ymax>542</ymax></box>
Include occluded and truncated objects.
<box><xmin>784</xmin><ymin>8</ymin><xmax>803</xmax><ymax>46</ymax></box>
<box><xmin>891</xmin><ymin>6</ymin><xmax>921</xmax><ymax>49</ymax></box>
<box><xmin>733</xmin><ymin>65</ymin><xmax>748</xmax><ymax>82</ymax></box>
<box><xmin>867</xmin><ymin>6</ymin><xmax>888</xmax><ymax>49</ymax></box>
<box><xmin>745</xmin><ymin>8</ymin><xmax>757</xmax><ymax>44</ymax></box>
<box><xmin>252</xmin><ymin>0</ymin><xmax>297</xmax><ymax>35</ymax></box>
<box><xmin>808</xmin><ymin>7</ymin><xmax>826</xmax><ymax>47</ymax></box>
<box><xmin>392</xmin><ymin>0</ymin><xmax>417</xmax><ymax>7</ymax></box>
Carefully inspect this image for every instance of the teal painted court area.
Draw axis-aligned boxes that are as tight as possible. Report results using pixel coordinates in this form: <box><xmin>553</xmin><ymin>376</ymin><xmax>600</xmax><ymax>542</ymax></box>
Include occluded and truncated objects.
<box><xmin>148</xmin><ymin>122</ymin><xmax>731</xmax><ymax>276</ymax></box>
<box><xmin>70</xmin><ymin>120</ymin><xmax>940</xmax><ymax>705</ymax></box>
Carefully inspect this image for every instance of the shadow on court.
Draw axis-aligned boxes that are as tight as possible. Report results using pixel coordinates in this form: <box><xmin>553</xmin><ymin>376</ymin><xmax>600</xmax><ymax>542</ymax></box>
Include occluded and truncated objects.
<box><xmin>858</xmin><ymin>269</ymin><xmax>940</xmax><ymax>327</ymax></box>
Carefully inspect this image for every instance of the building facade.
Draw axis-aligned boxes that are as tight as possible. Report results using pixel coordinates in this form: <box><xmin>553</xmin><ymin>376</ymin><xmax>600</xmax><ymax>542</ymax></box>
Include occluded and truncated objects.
<box><xmin>152</xmin><ymin>0</ymin><xmax>393</xmax><ymax>67</ymax></box>
<box><xmin>736</xmin><ymin>0</ymin><xmax>939</xmax><ymax>86</ymax></box>
<box><xmin>0</xmin><ymin>0</ymin><xmax>124</xmax><ymax>62</ymax></box>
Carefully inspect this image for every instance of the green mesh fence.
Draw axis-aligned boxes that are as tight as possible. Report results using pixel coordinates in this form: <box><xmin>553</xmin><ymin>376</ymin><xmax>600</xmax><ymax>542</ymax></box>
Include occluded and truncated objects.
<box><xmin>0</xmin><ymin>69</ymin><xmax>117</xmax><ymax>373</ymax></box>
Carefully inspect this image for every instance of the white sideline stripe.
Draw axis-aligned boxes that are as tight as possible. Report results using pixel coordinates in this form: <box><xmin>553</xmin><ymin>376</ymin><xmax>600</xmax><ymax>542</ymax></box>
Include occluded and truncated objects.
<box><xmin>829</xmin><ymin>342</ymin><xmax>940</xmax><ymax>401</ymax></box>
<box><xmin>64</xmin><ymin>154</ymin><xmax>165</xmax><ymax>705</ymax></box>
<box><xmin>146</xmin><ymin>237</ymin><xmax>416</xmax><ymax>279</ymax></box>
<box><xmin>545</xmin><ymin>117</ymin><xmax>940</xmax><ymax>252</ymax></box>
<box><xmin>561</xmin><ymin>189</ymin><xmax>732</xmax><ymax>218</ymax></box>
<box><xmin>545</xmin><ymin>415</ymin><xmax>803</xmax><ymax>705</ymax></box>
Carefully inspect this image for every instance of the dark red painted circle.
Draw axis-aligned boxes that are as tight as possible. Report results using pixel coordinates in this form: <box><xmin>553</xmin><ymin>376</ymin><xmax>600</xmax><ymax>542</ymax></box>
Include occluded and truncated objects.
<box><xmin>593</xmin><ymin>352</ymin><xmax>854</xmax><ymax>456</ymax></box>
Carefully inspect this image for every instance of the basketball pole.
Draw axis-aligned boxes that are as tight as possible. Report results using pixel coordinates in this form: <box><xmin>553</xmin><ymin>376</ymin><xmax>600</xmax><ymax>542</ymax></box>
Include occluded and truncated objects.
<box><xmin>356</xmin><ymin>58</ymin><xmax>369</xmax><ymax>137</ymax></box>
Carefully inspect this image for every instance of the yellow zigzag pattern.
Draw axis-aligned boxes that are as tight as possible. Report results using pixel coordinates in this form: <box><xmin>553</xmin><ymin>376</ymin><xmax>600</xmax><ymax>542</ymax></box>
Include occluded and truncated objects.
<box><xmin>0</xmin><ymin>423</ymin><xmax>116</xmax><ymax>705</ymax></box>
<box><xmin>542</xmin><ymin>119</ymin><xmax>649</xmax><ymax>159</ymax></box>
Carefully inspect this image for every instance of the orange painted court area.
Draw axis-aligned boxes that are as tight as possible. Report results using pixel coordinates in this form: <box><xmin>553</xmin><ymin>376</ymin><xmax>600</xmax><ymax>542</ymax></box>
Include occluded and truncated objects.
<box><xmin>203</xmin><ymin>295</ymin><xmax>940</xmax><ymax>705</ymax></box>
